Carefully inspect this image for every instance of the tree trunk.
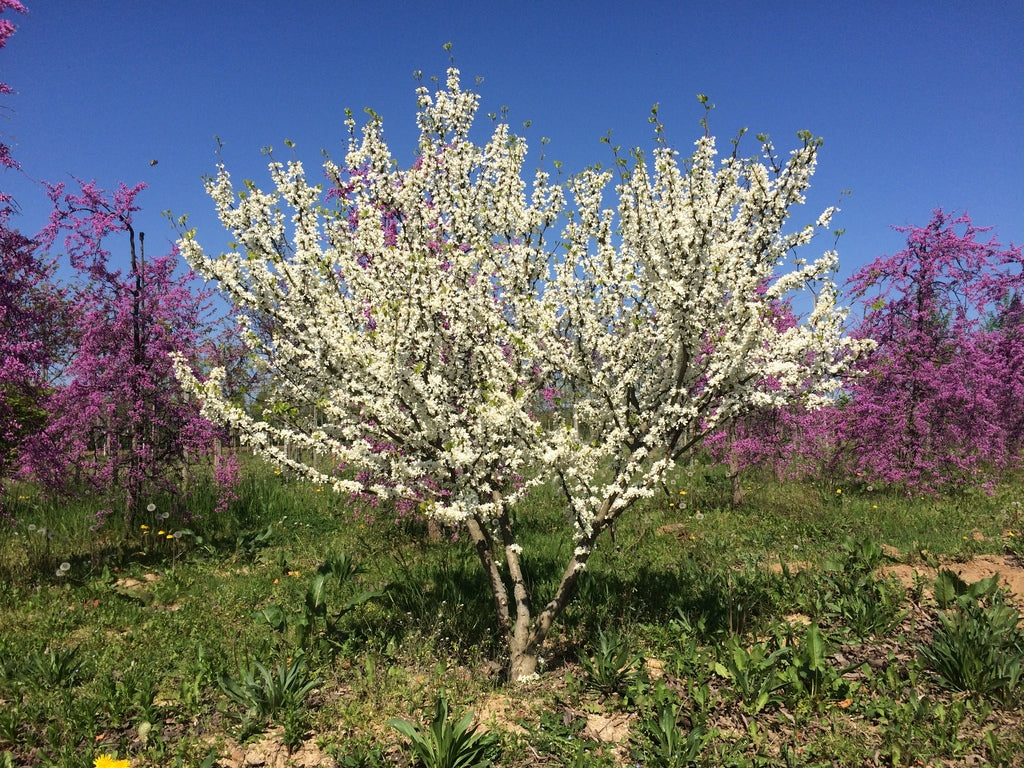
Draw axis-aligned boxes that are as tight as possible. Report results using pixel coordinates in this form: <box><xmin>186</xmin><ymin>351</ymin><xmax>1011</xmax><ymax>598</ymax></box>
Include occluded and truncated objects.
<box><xmin>508</xmin><ymin>642</ymin><xmax>539</xmax><ymax>680</ymax></box>
<box><xmin>464</xmin><ymin>491</ymin><xmax>606</xmax><ymax>682</ymax></box>
<box><xmin>730</xmin><ymin>465</ymin><xmax>744</xmax><ymax>507</ymax></box>
<box><xmin>427</xmin><ymin>517</ymin><xmax>442</xmax><ymax>542</ymax></box>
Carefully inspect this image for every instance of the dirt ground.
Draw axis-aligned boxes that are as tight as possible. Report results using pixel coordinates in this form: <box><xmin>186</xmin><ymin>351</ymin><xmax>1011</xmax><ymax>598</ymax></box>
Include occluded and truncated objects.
<box><xmin>882</xmin><ymin>552</ymin><xmax>1024</xmax><ymax>604</ymax></box>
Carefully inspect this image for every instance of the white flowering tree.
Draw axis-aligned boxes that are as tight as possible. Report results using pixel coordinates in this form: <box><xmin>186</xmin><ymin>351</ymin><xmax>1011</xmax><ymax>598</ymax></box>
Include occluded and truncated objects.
<box><xmin>175</xmin><ymin>69</ymin><xmax>869</xmax><ymax>680</ymax></box>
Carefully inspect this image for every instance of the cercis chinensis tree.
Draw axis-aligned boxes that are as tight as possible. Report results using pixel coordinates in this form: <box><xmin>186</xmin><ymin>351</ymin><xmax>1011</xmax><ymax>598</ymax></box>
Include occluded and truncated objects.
<box><xmin>175</xmin><ymin>69</ymin><xmax>869</xmax><ymax>679</ymax></box>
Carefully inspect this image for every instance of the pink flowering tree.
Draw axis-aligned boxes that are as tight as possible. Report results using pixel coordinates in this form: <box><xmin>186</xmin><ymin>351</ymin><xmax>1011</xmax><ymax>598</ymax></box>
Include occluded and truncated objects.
<box><xmin>726</xmin><ymin>211</ymin><xmax>1024</xmax><ymax>494</ymax></box>
<box><xmin>0</xmin><ymin>214</ymin><xmax>68</xmax><ymax>493</ymax></box>
<box><xmin>21</xmin><ymin>180</ymin><xmax>236</xmax><ymax>525</ymax></box>
<box><xmin>838</xmin><ymin>211</ymin><xmax>1024</xmax><ymax>490</ymax></box>
<box><xmin>0</xmin><ymin>0</ymin><xmax>66</xmax><ymax>517</ymax></box>
<box><xmin>986</xmin><ymin>291</ymin><xmax>1024</xmax><ymax>459</ymax></box>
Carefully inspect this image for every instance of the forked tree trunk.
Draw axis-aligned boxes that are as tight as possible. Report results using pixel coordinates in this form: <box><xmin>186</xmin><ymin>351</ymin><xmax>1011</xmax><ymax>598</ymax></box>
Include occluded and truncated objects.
<box><xmin>464</xmin><ymin>493</ymin><xmax>603</xmax><ymax>682</ymax></box>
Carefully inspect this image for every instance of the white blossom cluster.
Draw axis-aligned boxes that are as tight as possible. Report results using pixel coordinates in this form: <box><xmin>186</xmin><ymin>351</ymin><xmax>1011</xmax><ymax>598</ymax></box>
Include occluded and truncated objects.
<box><xmin>174</xmin><ymin>68</ymin><xmax>869</xmax><ymax>548</ymax></box>
<box><xmin>543</xmin><ymin>132</ymin><xmax>872</xmax><ymax>540</ymax></box>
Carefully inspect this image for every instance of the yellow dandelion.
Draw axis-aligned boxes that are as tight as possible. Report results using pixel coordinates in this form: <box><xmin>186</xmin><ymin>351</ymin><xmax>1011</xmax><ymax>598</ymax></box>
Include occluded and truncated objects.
<box><xmin>166</xmin><ymin>534</ymin><xmax>174</xmax><ymax>540</ymax></box>
<box><xmin>836</xmin><ymin>488</ymin><xmax>842</xmax><ymax>495</ymax></box>
<box><xmin>872</xmin><ymin>504</ymin><xmax>878</xmax><ymax>510</ymax></box>
<box><xmin>94</xmin><ymin>755</ymin><xmax>130</xmax><ymax>768</ymax></box>
<box><xmin>140</xmin><ymin>524</ymin><xmax>148</xmax><ymax>530</ymax></box>
<box><xmin>679</xmin><ymin>490</ymin><xmax>687</xmax><ymax>496</ymax></box>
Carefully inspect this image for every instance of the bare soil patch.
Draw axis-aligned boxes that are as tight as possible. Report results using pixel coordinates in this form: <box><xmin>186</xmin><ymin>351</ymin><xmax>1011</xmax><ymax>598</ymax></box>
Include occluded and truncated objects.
<box><xmin>882</xmin><ymin>553</ymin><xmax>1024</xmax><ymax>604</ymax></box>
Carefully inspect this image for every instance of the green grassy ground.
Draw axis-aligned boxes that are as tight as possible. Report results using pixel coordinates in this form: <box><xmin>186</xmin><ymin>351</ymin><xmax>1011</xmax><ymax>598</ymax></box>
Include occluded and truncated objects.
<box><xmin>1</xmin><ymin>460</ymin><xmax>1022</xmax><ymax>767</ymax></box>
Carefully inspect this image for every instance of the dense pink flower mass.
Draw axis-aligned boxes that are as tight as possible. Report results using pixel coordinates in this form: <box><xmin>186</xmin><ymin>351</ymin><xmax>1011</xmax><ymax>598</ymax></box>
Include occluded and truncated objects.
<box><xmin>719</xmin><ymin>211</ymin><xmax>1024</xmax><ymax>494</ymax></box>
<box><xmin>842</xmin><ymin>211</ymin><xmax>1024</xmax><ymax>489</ymax></box>
<box><xmin>0</xmin><ymin>213</ymin><xmax>66</xmax><ymax>495</ymax></box>
<box><xmin>0</xmin><ymin>0</ymin><xmax>52</xmax><ymax>516</ymax></box>
<box><xmin>15</xmin><ymin>180</ymin><xmax>238</xmax><ymax>523</ymax></box>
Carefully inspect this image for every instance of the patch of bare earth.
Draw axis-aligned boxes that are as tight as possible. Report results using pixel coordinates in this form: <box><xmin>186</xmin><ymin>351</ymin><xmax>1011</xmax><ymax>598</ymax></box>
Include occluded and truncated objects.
<box><xmin>216</xmin><ymin>728</ymin><xmax>335</xmax><ymax>768</ymax></box>
<box><xmin>475</xmin><ymin>692</ymin><xmax>530</xmax><ymax>735</ymax></box>
<box><xmin>766</xmin><ymin>541</ymin><xmax>1024</xmax><ymax>606</ymax></box>
<box><xmin>882</xmin><ymin>553</ymin><xmax>1024</xmax><ymax>605</ymax></box>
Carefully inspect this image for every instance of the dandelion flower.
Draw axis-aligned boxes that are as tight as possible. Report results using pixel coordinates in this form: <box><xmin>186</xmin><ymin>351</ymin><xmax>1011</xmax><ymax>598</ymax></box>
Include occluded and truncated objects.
<box><xmin>94</xmin><ymin>755</ymin><xmax>130</xmax><ymax>768</ymax></box>
<box><xmin>59</xmin><ymin>562</ymin><xmax>71</xmax><ymax>572</ymax></box>
<box><xmin>694</xmin><ymin>511</ymin><xmax>704</xmax><ymax>521</ymax></box>
<box><xmin>158</xmin><ymin>530</ymin><xmax>165</xmax><ymax>536</ymax></box>
<box><xmin>836</xmin><ymin>488</ymin><xmax>842</xmax><ymax>495</ymax></box>
<box><xmin>679</xmin><ymin>490</ymin><xmax>687</xmax><ymax>495</ymax></box>
<box><xmin>140</xmin><ymin>525</ymin><xmax>149</xmax><ymax>530</ymax></box>
<box><xmin>166</xmin><ymin>534</ymin><xmax>174</xmax><ymax>540</ymax></box>
<box><xmin>146</xmin><ymin>503</ymin><xmax>156</xmax><ymax>513</ymax></box>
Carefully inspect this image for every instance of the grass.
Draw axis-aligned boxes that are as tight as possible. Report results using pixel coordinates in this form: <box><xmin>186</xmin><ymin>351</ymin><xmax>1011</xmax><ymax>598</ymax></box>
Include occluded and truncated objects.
<box><xmin>1</xmin><ymin>458</ymin><xmax>1023</xmax><ymax>766</ymax></box>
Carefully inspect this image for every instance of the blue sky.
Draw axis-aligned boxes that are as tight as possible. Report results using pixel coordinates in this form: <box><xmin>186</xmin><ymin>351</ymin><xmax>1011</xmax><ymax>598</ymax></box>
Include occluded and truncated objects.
<box><xmin>3</xmin><ymin>0</ymin><xmax>1022</xmax><ymax>299</ymax></box>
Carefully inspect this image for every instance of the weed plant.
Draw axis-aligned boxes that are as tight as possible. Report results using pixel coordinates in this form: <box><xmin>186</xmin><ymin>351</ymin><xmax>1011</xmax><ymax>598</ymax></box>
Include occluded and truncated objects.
<box><xmin>632</xmin><ymin>703</ymin><xmax>709</xmax><ymax>767</ymax></box>
<box><xmin>577</xmin><ymin>628</ymin><xmax>642</xmax><ymax>698</ymax></box>
<box><xmin>218</xmin><ymin>655</ymin><xmax>320</xmax><ymax>745</ymax></box>
<box><xmin>919</xmin><ymin>573</ymin><xmax>1024</xmax><ymax>702</ymax></box>
<box><xmin>388</xmin><ymin>693</ymin><xmax>499</xmax><ymax>768</ymax></box>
